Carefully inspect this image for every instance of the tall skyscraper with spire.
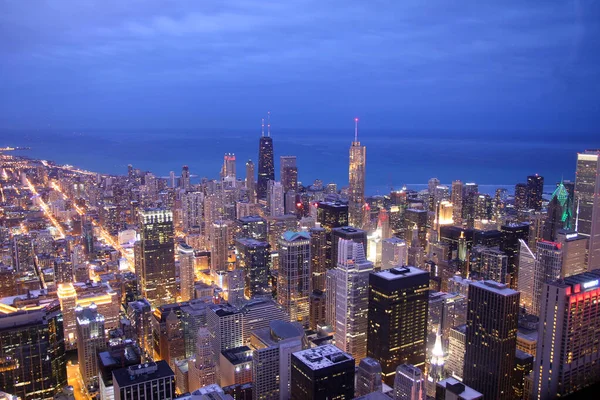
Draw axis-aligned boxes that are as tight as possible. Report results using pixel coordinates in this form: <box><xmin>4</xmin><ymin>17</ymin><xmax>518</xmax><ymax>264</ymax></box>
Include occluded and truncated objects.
<box><xmin>348</xmin><ymin>118</ymin><xmax>366</xmax><ymax>228</ymax></box>
<box><xmin>257</xmin><ymin>115</ymin><xmax>275</xmax><ymax>200</ymax></box>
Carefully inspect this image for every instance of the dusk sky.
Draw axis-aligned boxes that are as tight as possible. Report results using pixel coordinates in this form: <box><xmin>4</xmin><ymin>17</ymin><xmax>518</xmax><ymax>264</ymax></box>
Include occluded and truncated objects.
<box><xmin>1</xmin><ymin>0</ymin><xmax>599</xmax><ymax>133</ymax></box>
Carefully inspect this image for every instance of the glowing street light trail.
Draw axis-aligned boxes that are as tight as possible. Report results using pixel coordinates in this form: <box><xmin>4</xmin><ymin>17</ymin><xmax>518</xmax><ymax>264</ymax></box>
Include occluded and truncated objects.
<box><xmin>25</xmin><ymin>178</ymin><xmax>66</xmax><ymax>238</ymax></box>
<box><xmin>50</xmin><ymin>181</ymin><xmax>135</xmax><ymax>268</ymax></box>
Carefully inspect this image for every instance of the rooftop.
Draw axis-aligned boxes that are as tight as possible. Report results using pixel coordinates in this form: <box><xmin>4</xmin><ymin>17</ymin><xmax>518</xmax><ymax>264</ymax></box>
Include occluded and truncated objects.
<box><xmin>293</xmin><ymin>344</ymin><xmax>354</xmax><ymax>370</ymax></box>
<box><xmin>470</xmin><ymin>280</ymin><xmax>519</xmax><ymax>296</ymax></box>
<box><xmin>112</xmin><ymin>361</ymin><xmax>174</xmax><ymax>388</ymax></box>
<box><xmin>437</xmin><ymin>377</ymin><xmax>483</xmax><ymax>400</ymax></box>
<box><xmin>374</xmin><ymin>266</ymin><xmax>428</xmax><ymax>281</ymax></box>
<box><xmin>281</xmin><ymin>231</ymin><xmax>311</xmax><ymax>242</ymax></box>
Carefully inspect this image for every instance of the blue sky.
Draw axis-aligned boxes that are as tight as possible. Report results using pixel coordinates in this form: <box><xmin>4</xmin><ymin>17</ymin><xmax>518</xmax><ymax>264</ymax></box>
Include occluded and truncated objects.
<box><xmin>1</xmin><ymin>0</ymin><xmax>599</xmax><ymax>132</ymax></box>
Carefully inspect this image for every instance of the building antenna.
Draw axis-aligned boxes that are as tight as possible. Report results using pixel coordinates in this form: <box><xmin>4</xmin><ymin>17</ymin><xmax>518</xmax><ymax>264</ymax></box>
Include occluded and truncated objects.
<box><xmin>267</xmin><ymin>111</ymin><xmax>271</xmax><ymax>137</ymax></box>
<box><xmin>261</xmin><ymin>118</ymin><xmax>265</xmax><ymax>137</ymax></box>
<box><xmin>354</xmin><ymin>117</ymin><xmax>359</xmax><ymax>142</ymax></box>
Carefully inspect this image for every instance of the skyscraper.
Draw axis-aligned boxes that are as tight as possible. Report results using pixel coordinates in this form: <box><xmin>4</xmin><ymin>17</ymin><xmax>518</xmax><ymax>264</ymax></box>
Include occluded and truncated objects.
<box><xmin>222</xmin><ymin>153</ymin><xmax>236</xmax><ymax>181</ymax></box>
<box><xmin>291</xmin><ymin>345</ymin><xmax>355</xmax><ymax>400</ymax></box>
<box><xmin>210</xmin><ymin>220</ymin><xmax>229</xmax><ymax>274</ymax></box>
<box><xmin>500</xmin><ymin>223</ymin><xmax>530</xmax><ymax>289</ymax></box>
<box><xmin>235</xmin><ymin>238</ymin><xmax>271</xmax><ymax>299</ymax></box>
<box><xmin>280</xmin><ymin>155</ymin><xmax>298</xmax><ymax>193</ymax></box>
<box><xmin>309</xmin><ymin>227</ymin><xmax>327</xmax><ymax>292</ymax></box>
<box><xmin>530</xmin><ymin>240</ymin><xmax>563</xmax><ymax>316</ymax></box>
<box><xmin>526</xmin><ymin>174</ymin><xmax>544</xmax><ymax>211</ymax></box>
<box><xmin>138</xmin><ymin>209</ymin><xmax>177</xmax><ymax>307</ymax></box>
<box><xmin>278</xmin><ymin>231</ymin><xmax>311</xmax><ymax>325</ymax></box>
<box><xmin>533</xmin><ymin>269</ymin><xmax>600</xmax><ymax>399</ymax></box>
<box><xmin>367</xmin><ymin>266</ymin><xmax>429</xmax><ymax>386</ymax></box>
<box><xmin>268</xmin><ymin>181</ymin><xmax>285</xmax><ymax>217</ymax></box>
<box><xmin>451</xmin><ymin>180</ymin><xmax>464</xmax><ymax>225</ymax></box>
<box><xmin>76</xmin><ymin>303</ymin><xmax>107</xmax><ymax>388</ymax></box>
<box><xmin>348</xmin><ymin>118</ymin><xmax>366</xmax><ymax>228</ymax></box>
<box><xmin>514</xmin><ymin>183</ymin><xmax>528</xmax><ymax>212</ymax></box>
<box><xmin>257</xmin><ymin>117</ymin><xmax>274</xmax><ymax>200</ymax></box>
<box><xmin>381</xmin><ymin>236</ymin><xmax>408</xmax><ymax>270</ymax></box>
<box><xmin>245</xmin><ymin>160</ymin><xmax>256</xmax><ymax>203</ymax></box>
<box><xmin>0</xmin><ymin>301</ymin><xmax>67</xmax><ymax>399</ymax></box>
<box><xmin>463</xmin><ymin>281</ymin><xmax>519</xmax><ymax>400</ymax></box>
<box><xmin>543</xmin><ymin>181</ymin><xmax>573</xmax><ymax>241</ymax></box>
<box><xmin>575</xmin><ymin>149</ymin><xmax>600</xmax><ymax>269</ymax></box>
<box><xmin>178</xmin><ymin>243</ymin><xmax>195</xmax><ymax>302</ymax></box>
<box><xmin>181</xmin><ymin>165</ymin><xmax>191</xmax><ymax>191</ymax></box>
<box><xmin>251</xmin><ymin>320</ymin><xmax>306</xmax><ymax>400</ymax></box>
<box><xmin>393</xmin><ymin>364</ymin><xmax>425</xmax><ymax>400</ymax></box>
<box><xmin>113</xmin><ymin>361</ymin><xmax>175</xmax><ymax>400</ymax></box>
<box><xmin>329</xmin><ymin>239</ymin><xmax>372</xmax><ymax>363</ymax></box>
<box><xmin>355</xmin><ymin>357</ymin><xmax>383</xmax><ymax>397</ymax></box>
<box><xmin>181</xmin><ymin>191</ymin><xmax>204</xmax><ymax>232</ymax></box>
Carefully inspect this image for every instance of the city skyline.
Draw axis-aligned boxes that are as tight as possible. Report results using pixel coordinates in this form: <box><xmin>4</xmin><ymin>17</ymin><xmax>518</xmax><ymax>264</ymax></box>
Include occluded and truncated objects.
<box><xmin>1</xmin><ymin>2</ymin><xmax>600</xmax><ymax>399</ymax></box>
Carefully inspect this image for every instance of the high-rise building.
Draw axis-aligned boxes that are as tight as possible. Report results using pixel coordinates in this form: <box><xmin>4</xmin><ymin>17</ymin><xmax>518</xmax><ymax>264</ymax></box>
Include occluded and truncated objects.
<box><xmin>309</xmin><ymin>289</ymin><xmax>326</xmax><ymax>330</ymax></box>
<box><xmin>468</xmin><ymin>245</ymin><xmax>508</xmax><ymax>282</ymax></box>
<box><xmin>575</xmin><ymin>150</ymin><xmax>600</xmax><ymax>269</ymax></box>
<box><xmin>235</xmin><ymin>238</ymin><xmax>271</xmax><ymax>299</ymax></box>
<box><xmin>210</xmin><ymin>220</ymin><xmax>229</xmax><ymax>274</ymax></box>
<box><xmin>533</xmin><ymin>269</ymin><xmax>600</xmax><ymax>399</ymax></box>
<box><xmin>181</xmin><ymin>191</ymin><xmax>204</xmax><ymax>232</ymax></box>
<box><xmin>316</xmin><ymin>201</ymin><xmax>349</xmax><ymax>232</ymax></box>
<box><xmin>245</xmin><ymin>159</ymin><xmax>256</xmax><ymax>203</ymax></box>
<box><xmin>514</xmin><ymin>183</ymin><xmax>528</xmax><ymax>212</ymax></box>
<box><xmin>222</xmin><ymin>153</ymin><xmax>236</xmax><ymax>181</ymax></box>
<box><xmin>393</xmin><ymin>364</ymin><xmax>425</xmax><ymax>400</ymax></box>
<box><xmin>435</xmin><ymin>378</ymin><xmax>483</xmax><ymax>400</ymax></box>
<box><xmin>446</xmin><ymin>324</ymin><xmax>466</xmax><ymax>381</ymax></box>
<box><xmin>0</xmin><ymin>301</ymin><xmax>67</xmax><ymax>399</ymax></box>
<box><xmin>463</xmin><ymin>281</ymin><xmax>519</xmax><ymax>400</ymax></box>
<box><xmin>331</xmin><ymin>226</ymin><xmax>367</xmax><ymax>270</ymax></box>
<box><xmin>235</xmin><ymin>215</ymin><xmax>267</xmax><ymax>242</ymax></box>
<box><xmin>348</xmin><ymin>118</ymin><xmax>366</xmax><ymax>228</ymax></box>
<box><xmin>251</xmin><ymin>320</ymin><xmax>306</xmax><ymax>400</ymax></box>
<box><xmin>280</xmin><ymin>156</ymin><xmax>298</xmax><ymax>193</ymax></box>
<box><xmin>290</xmin><ymin>344</ymin><xmax>355</xmax><ymax>400</ymax></box>
<box><xmin>526</xmin><ymin>174</ymin><xmax>544</xmax><ymax>211</ymax></box>
<box><xmin>556</xmin><ymin>229</ymin><xmax>588</xmax><ymax>277</ymax></box>
<box><xmin>257</xmin><ymin>118</ymin><xmax>275</xmax><ymax>200</ymax></box>
<box><xmin>127</xmin><ymin>299</ymin><xmax>153</xmax><ymax>357</ymax></box>
<box><xmin>500</xmin><ymin>223</ymin><xmax>529</xmax><ymax>289</ymax></box>
<box><xmin>112</xmin><ymin>361</ymin><xmax>175</xmax><ymax>400</ymax></box>
<box><xmin>543</xmin><ymin>181</ymin><xmax>573</xmax><ymax>241</ymax></box>
<box><xmin>181</xmin><ymin>165</ymin><xmax>191</xmax><ymax>191</ymax></box>
<box><xmin>529</xmin><ymin>240</ymin><xmax>563</xmax><ymax>316</ymax></box>
<box><xmin>240</xmin><ymin>298</ymin><xmax>290</xmax><ymax>343</ymax></box>
<box><xmin>367</xmin><ymin>266</ymin><xmax>429</xmax><ymax>386</ymax></box>
<box><xmin>207</xmin><ymin>304</ymin><xmax>243</xmax><ymax>385</ymax></box>
<box><xmin>178</xmin><ymin>243</ymin><xmax>195</xmax><ymax>302</ymax></box>
<box><xmin>462</xmin><ymin>183</ymin><xmax>478</xmax><ymax>227</ymax></box>
<box><xmin>268</xmin><ymin>181</ymin><xmax>285</xmax><ymax>217</ymax></box>
<box><xmin>309</xmin><ymin>227</ymin><xmax>327</xmax><ymax>292</ymax></box>
<box><xmin>329</xmin><ymin>239</ymin><xmax>372</xmax><ymax>363</ymax></box>
<box><xmin>451</xmin><ymin>180</ymin><xmax>464</xmax><ymax>225</ymax></box>
<box><xmin>76</xmin><ymin>304</ymin><xmax>107</xmax><ymax>388</ymax></box>
<box><xmin>517</xmin><ymin>239</ymin><xmax>536</xmax><ymax>311</ymax></box>
<box><xmin>189</xmin><ymin>327</ymin><xmax>217</xmax><ymax>391</ymax></box>
<box><xmin>355</xmin><ymin>357</ymin><xmax>383</xmax><ymax>397</ymax></box>
<box><xmin>278</xmin><ymin>231</ymin><xmax>311</xmax><ymax>325</ymax></box>
<box><xmin>138</xmin><ymin>209</ymin><xmax>177</xmax><ymax>307</ymax></box>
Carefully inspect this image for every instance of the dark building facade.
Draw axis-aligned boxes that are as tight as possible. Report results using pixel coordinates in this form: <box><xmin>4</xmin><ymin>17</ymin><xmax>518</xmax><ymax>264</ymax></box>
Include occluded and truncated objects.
<box><xmin>257</xmin><ymin>135</ymin><xmax>274</xmax><ymax>200</ymax></box>
<box><xmin>138</xmin><ymin>209</ymin><xmax>176</xmax><ymax>307</ymax></box>
<box><xmin>367</xmin><ymin>266</ymin><xmax>429</xmax><ymax>386</ymax></box>
<box><xmin>235</xmin><ymin>238</ymin><xmax>271</xmax><ymax>298</ymax></box>
<box><xmin>499</xmin><ymin>223</ymin><xmax>530</xmax><ymax>289</ymax></box>
<box><xmin>463</xmin><ymin>281</ymin><xmax>519</xmax><ymax>400</ymax></box>
<box><xmin>0</xmin><ymin>301</ymin><xmax>67</xmax><ymax>400</ymax></box>
<box><xmin>291</xmin><ymin>344</ymin><xmax>355</xmax><ymax>400</ymax></box>
<box><xmin>527</xmin><ymin>174</ymin><xmax>544</xmax><ymax>211</ymax></box>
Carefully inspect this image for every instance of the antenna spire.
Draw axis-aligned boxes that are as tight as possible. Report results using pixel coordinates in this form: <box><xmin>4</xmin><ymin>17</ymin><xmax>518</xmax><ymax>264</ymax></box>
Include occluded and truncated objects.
<box><xmin>261</xmin><ymin>118</ymin><xmax>265</xmax><ymax>137</ymax></box>
<box><xmin>267</xmin><ymin>111</ymin><xmax>271</xmax><ymax>137</ymax></box>
<box><xmin>354</xmin><ymin>117</ymin><xmax>359</xmax><ymax>142</ymax></box>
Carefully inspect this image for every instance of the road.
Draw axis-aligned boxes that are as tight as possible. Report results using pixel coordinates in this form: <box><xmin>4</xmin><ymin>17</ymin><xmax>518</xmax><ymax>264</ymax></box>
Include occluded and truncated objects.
<box><xmin>67</xmin><ymin>361</ymin><xmax>92</xmax><ymax>400</ymax></box>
